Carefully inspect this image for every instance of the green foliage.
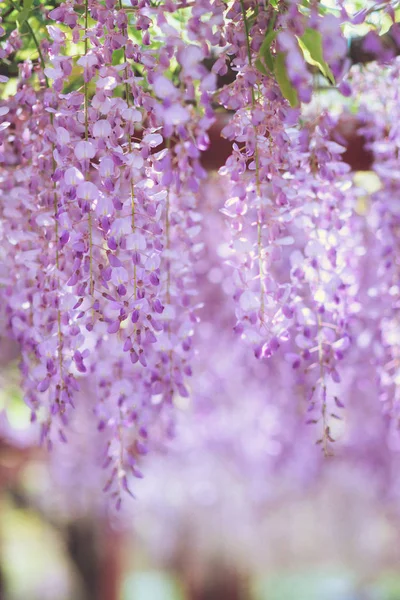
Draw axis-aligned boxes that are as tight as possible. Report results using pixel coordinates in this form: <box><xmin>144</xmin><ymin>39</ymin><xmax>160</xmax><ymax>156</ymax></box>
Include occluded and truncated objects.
<box><xmin>274</xmin><ymin>52</ymin><xmax>299</xmax><ymax>108</ymax></box>
<box><xmin>298</xmin><ymin>28</ymin><xmax>335</xmax><ymax>84</ymax></box>
<box><xmin>256</xmin><ymin>27</ymin><xmax>277</xmax><ymax>74</ymax></box>
<box><xmin>15</xmin><ymin>0</ymin><xmax>34</xmax><ymax>30</ymax></box>
<box><xmin>255</xmin><ymin>12</ymin><xmax>335</xmax><ymax>104</ymax></box>
<box><xmin>300</xmin><ymin>0</ymin><xmax>339</xmax><ymax>16</ymax></box>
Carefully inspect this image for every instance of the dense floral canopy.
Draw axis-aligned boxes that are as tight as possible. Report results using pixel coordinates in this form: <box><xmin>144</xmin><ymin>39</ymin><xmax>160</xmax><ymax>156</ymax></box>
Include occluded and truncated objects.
<box><xmin>1</xmin><ymin>0</ymin><xmax>400</xmax><ymax>509</ymax></box>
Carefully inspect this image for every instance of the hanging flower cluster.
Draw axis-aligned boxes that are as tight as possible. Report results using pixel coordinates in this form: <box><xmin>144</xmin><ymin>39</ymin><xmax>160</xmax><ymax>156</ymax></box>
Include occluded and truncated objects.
<box><xmin>1</xmin><ymin>0</ymin><xmax>400</xmax><ymax>503</ymax></box>
<box><xmin>349</xmin><ymin>60</ymin><xmax>400</xmax><ymax>424</ymax></box>
<box><xmin>0</xmin><ymin>0</ymin><xmax>217</xmax><ymax>504</ymax></box>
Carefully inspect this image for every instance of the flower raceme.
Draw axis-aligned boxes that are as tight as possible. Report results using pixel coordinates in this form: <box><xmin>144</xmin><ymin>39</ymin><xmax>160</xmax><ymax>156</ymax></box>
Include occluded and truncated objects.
<box><xmin>0</xmin><ymin>0</ymin><xmax>398</xmax><ymax>502</ymax></box>
<box><xmin>0</xmin><ymin>0</ymin><xmax>214</xmax><ymax>504</ymax></box>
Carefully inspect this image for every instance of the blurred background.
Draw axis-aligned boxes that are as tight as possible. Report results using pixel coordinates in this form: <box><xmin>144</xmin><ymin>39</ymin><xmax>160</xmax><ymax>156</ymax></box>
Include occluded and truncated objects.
<box><xmin>1</xmin><ymin>153</ymin><xmax>400</xmax><ymax>600</ymax></box>
<box><xmin>2</xmin><ymin>420</ymin><xmax>400</xmax><ymax>600</ymax></box>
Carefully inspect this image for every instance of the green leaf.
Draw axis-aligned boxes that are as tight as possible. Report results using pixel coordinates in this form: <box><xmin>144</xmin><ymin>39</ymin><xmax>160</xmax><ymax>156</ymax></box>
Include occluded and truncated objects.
<box><xmin>16</xmin><ymin>0</ymin><xmax>33</xmax><ymax>29</ymax></box>
<box><xmin>255</xmin><ymin>57</ymin><xmax>268</xmax><ymax>76</ymax></box>
<box><xmin>258</xmin><ymin>29</ymin><xmax>276</xmax><ymax>72</ymax></box>
<box><xmin>255</xmin><ymin>13</ymin><xmax>277</xmax><ymax>76</ymax></box>
<box><xmin>300</xmin><ymin>0</ymin><xmax>334</xmax><ymax>15</ymax></box>
<box><xmin>112</xmin><ymin>47</ymin><xmax>124</xmax><ymax>67</ymax></box>
<box><xmin>274</xmin><ymin>52</ymin><xmax>298</xmax><ymax>108</ymax></box>
<box><xmin>298</xmin><ymin>27</ymin><xmax>335</xmax><ymax>84</ymax></box>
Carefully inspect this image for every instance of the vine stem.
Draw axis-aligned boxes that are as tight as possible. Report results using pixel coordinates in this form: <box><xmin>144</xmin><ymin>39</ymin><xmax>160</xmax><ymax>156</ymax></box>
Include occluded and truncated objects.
<box><xmin>165</xmin><ymin>141</ymin><xmax>173</xmax><ymax>391</ymax></box>
<box><xmin>239</xmin><ymin>0</ymin><xmax>265</xmax><ymax>315</ymax></box>
<box><xmin>165</xmin><ymin>140</ymin><xmax>171</xmax><ymax>307</ymax></box>
<box><xmin>11</xmin><ymin>0</ymin><xmax>65</xmax><ymax>387</ymax></box>
<box><xmin>52</xmin><ymin>146</ymin><xmax>64</xmax><ymax>385</ymax></box>
<box><xmin>119</xmin><ymin>0</ymin><xmax>137</xmax><ymax>298</ymax></box>
<box><xmin>317</xmin><ymin>313</ymin><xmax>329</xmax><ymax>457</ymax></box>
<box><xmin>83</xmin><ymin>0</ymin><xmax>94</xmax><ymax>296</ymax></box>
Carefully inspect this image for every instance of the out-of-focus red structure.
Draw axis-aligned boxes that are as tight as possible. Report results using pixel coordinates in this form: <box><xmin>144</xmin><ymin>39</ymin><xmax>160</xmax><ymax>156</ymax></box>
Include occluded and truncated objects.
<box><xmin>199</xmin><ymin>112</ymin><xmax>374</xmax><ymax>173</ymax></box>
